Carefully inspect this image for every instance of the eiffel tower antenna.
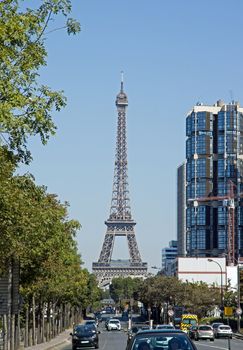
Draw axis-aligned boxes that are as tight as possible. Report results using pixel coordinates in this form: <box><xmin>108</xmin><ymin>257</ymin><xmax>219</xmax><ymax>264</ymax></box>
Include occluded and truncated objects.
<box><xmin>92</xmin><ymin>74</ymin><xmax>147</xmax><ymax>287</ymax></box>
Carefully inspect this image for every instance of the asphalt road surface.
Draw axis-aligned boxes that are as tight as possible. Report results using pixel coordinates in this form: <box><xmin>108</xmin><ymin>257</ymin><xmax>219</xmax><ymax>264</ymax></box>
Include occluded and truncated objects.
<box><xmin>55</xmin><ymin>314</ymin><xmax>242</xmax><ymax>350</ymax></box>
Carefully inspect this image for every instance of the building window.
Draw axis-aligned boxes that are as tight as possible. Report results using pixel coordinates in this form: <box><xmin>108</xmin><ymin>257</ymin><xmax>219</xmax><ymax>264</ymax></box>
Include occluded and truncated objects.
<box><xmin>226</xmin><ymin>112</ymin><xmax>237</xmax><ymax>130</ymax></box>
<box><xmin>186</xmin><ymin>138</ymin><xmax>191</xmax><ymax>158</ymax></box>
<box><xmin>186</xmin><ymin>183</ymin><xmax>191</xmax><ymax>199</ymax></box>
<box><xmin>186</xmin><ymin>161</ymin><xmax>191</xmax><ymax>181</ymax></box>
<box><xmin>186</xmin><ymin>208</ymin><xmax>191</xmax><ymax>227</ymax></box>
<box><xmin>191</xmin><ymin>229</ymin><xmax>206</xmax><ymax>249</ymax></box>
<box><xmin>197</xmin><ymin>206</ymin><xmax>206</xmax><ymax>225</ymax></box>
<box><xmin>218</xmin><ymin>206</ymin><xmax>226</xmax><ymax>225</ymax></box>
<box><xmin>218</xmin><ymin>159</ymin><xmax>225</xmax><ymax>177</ymax></box>
<box><xmin>218</xmin><ymin>181</ymin><xmax>227</xmax><ymax>196</ymax></box>
<box><xmin>238</xmin><ymin>207</ymin><xmax>243</xmax><ymax>226</ymax></box>
<box><xmin>190</xmin><ymin>206</ymin><xmax>206</xmax><ymax>226</ymax></box>
<box><xmin>197</xmin><ymin>112</ymin><xmax>207</xmax><ymax>130</ymax></box>
<box><xmin>218</xmin><ymin>112</ymin><xmax>225</xmax><ymax>131</ymax></box>
<box><xmin>218</xmin><ymin>230</ymin><xmax>226</xmax><ymax>249</ymax></box>
<box><xmin>226</xmin><ymin>133</ymin><xmax>237</xmax><ymax>154</ymax></box>
<box><xmin>218</xmin><ymin>134</ymin><xmax>224</xmax><ymax>153</ymax></box>
<box><xmin>186</xmin><ymin>116</ymin><xmax>191</xmax><ymax>136</ymax></box>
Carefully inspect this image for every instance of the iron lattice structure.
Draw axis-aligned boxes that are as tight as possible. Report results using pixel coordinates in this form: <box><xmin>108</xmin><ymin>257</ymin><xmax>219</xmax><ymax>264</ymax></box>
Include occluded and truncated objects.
<box><xmin>92</xmin><ymin>76</ymin><xmax>147</xmax><ymax>286</ymax></box>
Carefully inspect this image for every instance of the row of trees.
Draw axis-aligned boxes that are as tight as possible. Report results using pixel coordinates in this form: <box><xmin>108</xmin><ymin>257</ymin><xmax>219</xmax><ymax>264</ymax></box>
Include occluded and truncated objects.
<box><xmin>0</xmin><ymin>1</ymin><xmax>102</xmax><ymax>349</ymax></box>
<box><xmin>110</xmin><ymin>275</ymin><xmax>238</xmax><ymax>320</ymax></box>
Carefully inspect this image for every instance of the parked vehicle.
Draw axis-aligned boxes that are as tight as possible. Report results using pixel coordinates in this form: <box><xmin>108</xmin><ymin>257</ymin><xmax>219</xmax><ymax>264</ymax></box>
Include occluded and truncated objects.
<box><xmin>126</xmin><ymin>329</ymin><xmax>197</xmax><ymax>350</ymax></box>
<box><xmin>194</xmin><ymin>325</ymin><xmax>214</xmax><ymax>341</ymax></box>
<box><xmin>70</xmin><ymin>324</ymin><xmax>99</xmax><ymax>349</ymax></box>
<box><xmin>214</xmin><ymin>325</ymin><xmax>233</xmax><ymax>338</ymax></box>
<box><xmin>106</xmin><ymin>318</ymin><xmax>121</xmax><ymax>331</ymax></box>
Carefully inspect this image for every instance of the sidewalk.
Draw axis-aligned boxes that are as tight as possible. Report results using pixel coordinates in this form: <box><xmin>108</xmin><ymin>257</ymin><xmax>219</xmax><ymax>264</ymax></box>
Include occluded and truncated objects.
<box><xmin>25</xmin><ymin>329</ymin><xmax>72</xmax><ymax>350</ymax></box>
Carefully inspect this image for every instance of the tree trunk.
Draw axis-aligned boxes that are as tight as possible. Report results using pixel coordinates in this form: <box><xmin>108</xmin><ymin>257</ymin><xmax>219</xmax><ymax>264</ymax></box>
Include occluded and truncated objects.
<box><xmin>32</xmin><ymin>295</ymin><xmax>36</xmax><ymax>345</ymax></box>
<box><xmin>24</xmin><ymin>306</ymin><xmax>29</xmax><ymax>348</ymax></box>
<box><xmin>41</xmin><ymin>302</ymin><xmax>45</xmax><ymax>343</ymax></box>
<box><xmin>10</xmin><ymin>314</ymin><xmax>15</xmax><ymax>350</ymax></box>
<box><xmin>3</xmin><ymin>314</ymin><xmax>8</xmax><ymax>350</ymax></box>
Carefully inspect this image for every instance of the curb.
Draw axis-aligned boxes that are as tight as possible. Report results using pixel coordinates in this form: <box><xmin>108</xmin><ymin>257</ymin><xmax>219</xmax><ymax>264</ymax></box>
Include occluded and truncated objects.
<box><xmin>25</xmin><ymin>330</ymin><xmax>72</xmax><ymax>350</ymax></box>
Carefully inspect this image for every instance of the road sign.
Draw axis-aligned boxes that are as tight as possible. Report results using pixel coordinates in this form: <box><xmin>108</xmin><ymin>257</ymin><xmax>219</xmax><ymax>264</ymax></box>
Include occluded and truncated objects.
<box><xmin>168</xmin><ymin>309</ymin><xmax>174</xmax><ymax>317</ymax></box>
<box><xmin>224</xmin><ymin>307</ymin><xmax>233</xmax><ymax>316</ymax></box>
<box><xmin>236</xmin><ymin>307</ymin><xmax>242</xmax><ymax>316</ymax></box>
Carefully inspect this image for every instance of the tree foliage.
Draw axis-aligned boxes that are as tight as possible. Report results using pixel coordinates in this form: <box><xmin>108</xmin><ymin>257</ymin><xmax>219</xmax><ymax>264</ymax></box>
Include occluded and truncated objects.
<box><xmin>0</xmin><ymin>0</ymin><xmax>80</xmax><ymax>163</ymax></box>
<box><xmin>110</xmin><ymin>275</ymin><xmax>222</xmax><ymax>319</ymax></box>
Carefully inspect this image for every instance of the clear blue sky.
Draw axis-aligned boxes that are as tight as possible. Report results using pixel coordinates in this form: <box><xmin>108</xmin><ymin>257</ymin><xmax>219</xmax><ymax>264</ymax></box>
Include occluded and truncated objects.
<box><xmin>20</xmin><ymin>0</ymin><xmax>243</xmax><ymax>271</ymax></box>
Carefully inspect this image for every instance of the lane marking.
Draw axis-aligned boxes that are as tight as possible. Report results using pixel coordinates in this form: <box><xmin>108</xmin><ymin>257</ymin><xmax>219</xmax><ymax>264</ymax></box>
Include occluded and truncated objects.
<box><xmin>195</xmin><ymin>342</ymin><xmax>228</xmax><ymax>350</ymax></box>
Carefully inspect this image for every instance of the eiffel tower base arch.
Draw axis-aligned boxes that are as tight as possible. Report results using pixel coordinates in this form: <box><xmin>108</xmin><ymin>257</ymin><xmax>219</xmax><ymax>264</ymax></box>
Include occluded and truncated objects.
<box><xmin>92</xmin><ymin>260</ymin><xmax>148</xmax><ymax>288</ymax></box>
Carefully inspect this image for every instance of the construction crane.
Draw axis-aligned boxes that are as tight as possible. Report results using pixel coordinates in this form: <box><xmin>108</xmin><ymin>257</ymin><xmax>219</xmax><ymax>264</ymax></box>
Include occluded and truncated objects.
<box><xmin>188</xmin><ymin>180</ymin><xmax>238</xmax><ymax>266</ymax></box>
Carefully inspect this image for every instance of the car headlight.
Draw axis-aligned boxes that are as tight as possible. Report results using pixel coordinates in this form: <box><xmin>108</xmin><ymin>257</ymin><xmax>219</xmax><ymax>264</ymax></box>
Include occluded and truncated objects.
<box><xmin>73</xmin><ymin>335</ymin><xmax>79</xmax><ymax>340</ymax></box>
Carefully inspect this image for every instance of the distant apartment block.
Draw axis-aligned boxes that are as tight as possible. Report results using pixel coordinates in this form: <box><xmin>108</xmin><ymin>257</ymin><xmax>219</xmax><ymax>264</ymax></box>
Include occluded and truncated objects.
<box><xmin>161</xmin><ymin>240</ymin><xmax>178</xmax><ymax>275</ymax></box>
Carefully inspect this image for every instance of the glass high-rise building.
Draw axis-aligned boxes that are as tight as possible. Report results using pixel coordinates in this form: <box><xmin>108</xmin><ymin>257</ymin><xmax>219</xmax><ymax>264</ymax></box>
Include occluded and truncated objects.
<box><xmin>186</xmin><ymin>100</ymin><xmax>243</xmax><ymax>261</ymax></box>
<box><xmin>177</xmin><ymin>162</ymin><xmax>186</xmax><ymax>257</ymax></box>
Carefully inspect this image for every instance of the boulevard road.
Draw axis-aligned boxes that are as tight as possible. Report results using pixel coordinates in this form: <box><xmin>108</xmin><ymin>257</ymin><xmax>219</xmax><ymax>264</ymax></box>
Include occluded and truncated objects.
<box><xmin>56</xmin><ymin>332</ymin><xmax>242</xmax><ymax>350</ymax></box>
<box><xmin>53</xmin><ymin>315</ymin><xmax>242</xmax><ymax>350</ymax></box>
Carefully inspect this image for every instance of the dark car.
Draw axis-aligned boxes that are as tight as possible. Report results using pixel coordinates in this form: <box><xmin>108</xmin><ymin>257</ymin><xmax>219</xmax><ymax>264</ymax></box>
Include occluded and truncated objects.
<box><xmin>127</xmin><ymin>324</ymin><xmax>150</xmax><ymax>344</ymax></box>
<box><xmin>188</xmin><ymin>325</ymin><xmax>198</xmax><ymax>339</ymax></box>
<box><xmin>70</xmin><ymin>324</ymin><xmax>99</xmax><ymax>349</ymax></box>
<box><xmin>126</xmin><ymin>329</ymin><xmax>198</xmax><ymax>350</ymax></box>
<box><xmin>85</xmin><ymin>319</ymin><xmax>98</xmax><ymax>328</ymax></box>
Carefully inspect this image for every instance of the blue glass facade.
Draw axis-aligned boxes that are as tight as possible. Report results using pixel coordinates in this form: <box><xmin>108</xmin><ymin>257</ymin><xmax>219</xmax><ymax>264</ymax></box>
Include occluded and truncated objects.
<box><xmin>186</xmin><ymin>103</ymin><xmax>243</xmax><ymax>260</ymax></box>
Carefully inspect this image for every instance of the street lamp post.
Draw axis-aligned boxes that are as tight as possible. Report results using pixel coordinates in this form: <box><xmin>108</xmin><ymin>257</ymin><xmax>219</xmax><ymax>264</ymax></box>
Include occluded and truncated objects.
<box><xmin>208</xmin><ymin>259</ymin><xmax>224</xmax><ymax>320</ymax></box>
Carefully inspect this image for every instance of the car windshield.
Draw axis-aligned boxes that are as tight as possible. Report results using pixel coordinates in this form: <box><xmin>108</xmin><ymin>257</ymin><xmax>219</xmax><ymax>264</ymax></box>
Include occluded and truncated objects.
<box><xmin>183</xmin><ymin>319</ymin><xmax>197</xmax><ymax>325</ymax></box>
<box><xmin>74</xmin><ymin>326</ymin><xmax>95</xmax><ymax>335</ymax></box>
<box><xmin>131</xmin><ymin>334</ymin><xmax>194</xmax><ymax>350</ymax></box>
<box><xmin>219</xmin><ymin>326</ymin><xmax>231</xmax><ymax>330</ymax></box>
<box><xmin>110</xmin><ymin>320</ymin><xmax>119</xmax><ymax>324</ymax></box>
<box><xmin>212</xmin><ymin>323</ymin><xmax>222</xmax><ymax>328</ymax></box>
<box><xmin>198</xmin><ymin>326</ymin><xmax>212</xmax><ymax>331</ymax></box>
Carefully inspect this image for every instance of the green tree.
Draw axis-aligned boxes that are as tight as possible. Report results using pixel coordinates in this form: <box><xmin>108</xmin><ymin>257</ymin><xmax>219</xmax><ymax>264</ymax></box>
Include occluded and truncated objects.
<box><xmin>110</xmin><ymin>277</ymin><xmax>143</xmax><ymax>310</ymax></box>
<box><xmin>0</xmin><ymin>0</ymin><xmax>80</xmax><ymax>163</ymax></box>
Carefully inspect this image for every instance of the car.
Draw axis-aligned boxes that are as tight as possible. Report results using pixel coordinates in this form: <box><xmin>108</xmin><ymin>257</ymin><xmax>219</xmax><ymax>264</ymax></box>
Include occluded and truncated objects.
<box><xmin>106</xmin><ymin>318</ymin><xmax>121</xmax><ymax>331</ymax></box>
<box><xmin>127</xmin><ymin>324</ymin><xmax>150</xmax><ymax>344</ymax></box>
<box><xmin>214</xmin><ymin>324</ymin><xmax>233</xmax><ymax>338</ymax></box>
<box><xmin>70</xmin><ymin>324</ymin><xmax>99</xmax><ymax>349</ymax></box>
<box><xmin>155</xmin><ymin>324</ymin><xmax>175</xmax><ymax>330</ymax></box>
<box><xmin>84</xmin><ymin>320</ymin><xmax>98</xmax><ymax>328</ymax></box>
<box><xmin>194</xmin><ymin>325</ymin><xmax>214</xmax><ymax>341</ymax></box>
<box><xmin>94</xmin><ymin>312</ymin><xmax>103</xmax><ymax>323</ymax></box>
<box><xmin>126</xmin><ymin>329</ymin><xmax>197</xmax><ymax>350</ymax></box>
<box><xmin>188</xmin><ymin>325</ymin><xmax>198</xmax><ymax>339</ymax></box>
<box><xmin>105</xmin><ymin>317</ymin><xmax>113</xmax><ymax>327</ymax></box>
<box><xmin>211</xmin><ymin>322</ymin><xmax>224</xmax><ymax>335</ymax></box>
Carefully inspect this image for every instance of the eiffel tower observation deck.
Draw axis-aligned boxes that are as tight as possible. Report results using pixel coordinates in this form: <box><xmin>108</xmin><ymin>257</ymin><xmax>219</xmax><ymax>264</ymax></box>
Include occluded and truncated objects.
<box><xmin>92</xmin><ymin>74</ymin><xmax>147</xmax><ymax>287</ymax></box>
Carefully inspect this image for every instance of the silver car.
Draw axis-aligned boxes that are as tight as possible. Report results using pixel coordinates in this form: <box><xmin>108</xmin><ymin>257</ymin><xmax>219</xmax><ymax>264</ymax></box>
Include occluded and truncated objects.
<box><xmin>194</xmin><ymin>325</ymin><xmax>214</xmax><ymax>341</ymax></box>
<box><xmin>214</xmin><ymin>325</ymin><xmax>233</xmax><ymax>338</ymax></box>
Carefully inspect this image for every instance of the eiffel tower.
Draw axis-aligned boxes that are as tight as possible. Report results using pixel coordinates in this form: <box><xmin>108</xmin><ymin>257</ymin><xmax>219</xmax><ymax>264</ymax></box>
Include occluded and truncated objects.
<box><xmin>92</xmin><ymin>74</ymin><xmax>147</xmax><ymax>287</ymax></box>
